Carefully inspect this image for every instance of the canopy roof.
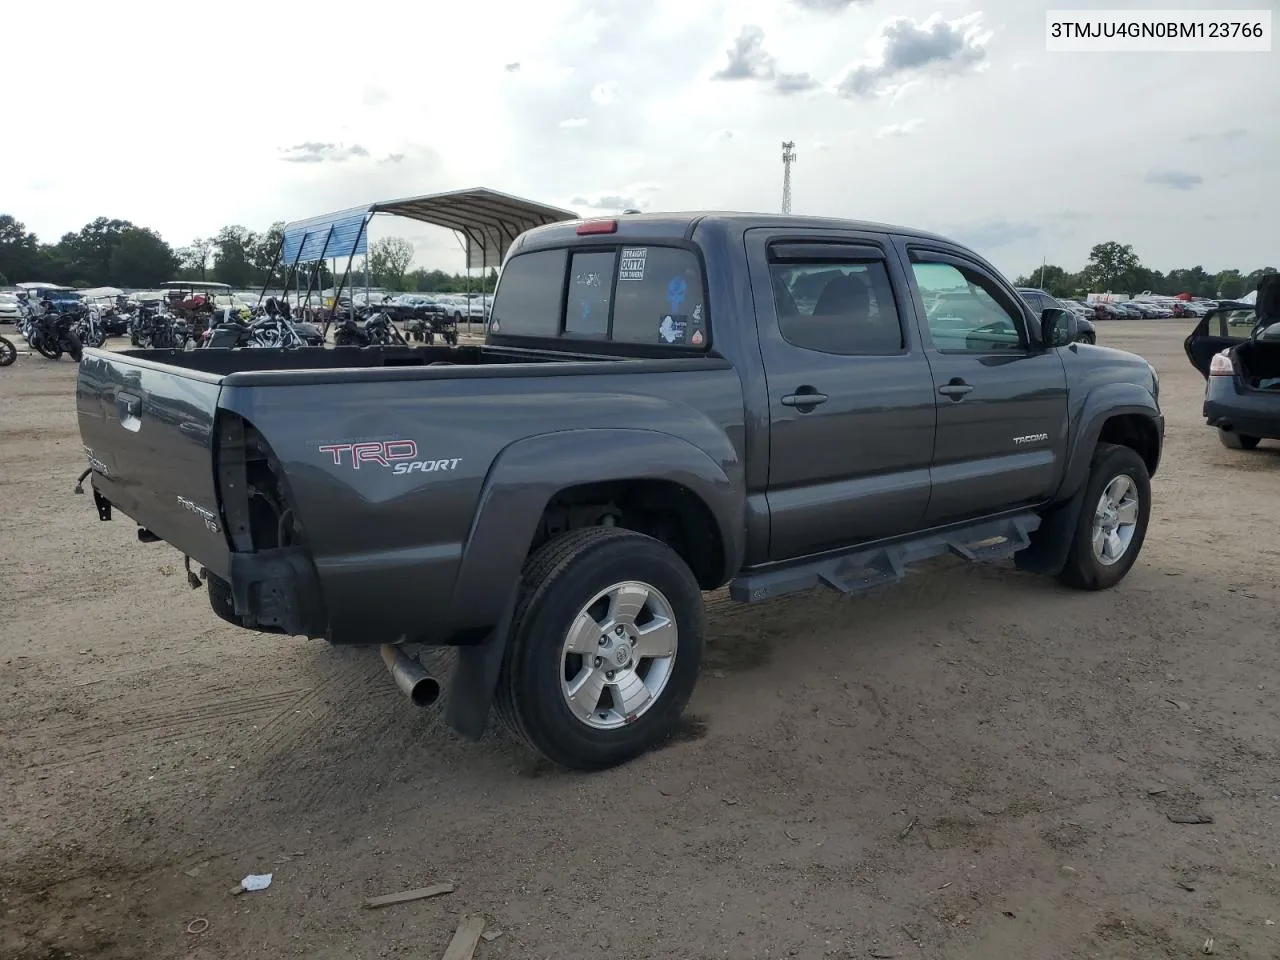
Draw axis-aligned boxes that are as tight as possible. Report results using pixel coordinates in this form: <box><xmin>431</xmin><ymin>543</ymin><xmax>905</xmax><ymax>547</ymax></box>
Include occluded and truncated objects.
<box><xmin>280</xmin><ymin>187</ymin><xmax>579</xmax><ymax>269</ymax></box>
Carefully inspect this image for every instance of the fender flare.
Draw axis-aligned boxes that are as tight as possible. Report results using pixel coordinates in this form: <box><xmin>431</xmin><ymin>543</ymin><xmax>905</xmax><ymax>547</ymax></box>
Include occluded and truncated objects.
<box><xmin>1056</xmin><ymin>385</ymin><xmax>1161</xmax><ymax>500</ymax></box>
<box><xmin>442</xmin><ymin>427</ymin><xmax>744</xmax><ymax>740</ymax></box>
<box><xmin>1018</xmin><ymin>386</ymin><xmax>1161</xmax><ymax>578</ymax></box>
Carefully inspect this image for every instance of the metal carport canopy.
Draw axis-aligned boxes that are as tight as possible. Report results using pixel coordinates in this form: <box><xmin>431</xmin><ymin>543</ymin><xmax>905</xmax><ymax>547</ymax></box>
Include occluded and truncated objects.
<box><xmin>370</xmin><ymin>187</ymin><xmax>580</xmax><ymax>269</ymax></box>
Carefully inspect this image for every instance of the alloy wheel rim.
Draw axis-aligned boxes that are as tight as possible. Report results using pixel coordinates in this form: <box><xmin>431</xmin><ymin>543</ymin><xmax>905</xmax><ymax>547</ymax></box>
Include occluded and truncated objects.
<box><xmin>1091</xmin><ymin>474</ymin><xmax>1139</xmax><ymax>566</ymax></box>
<box><xmin>559</xmin><ymin>580</ymin><xmax>678</xmax><ymax>730</ymax></box>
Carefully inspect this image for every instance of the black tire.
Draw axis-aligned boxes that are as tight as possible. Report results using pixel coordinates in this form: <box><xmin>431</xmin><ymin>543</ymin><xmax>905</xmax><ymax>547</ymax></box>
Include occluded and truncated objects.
<box><xmin>0</xmin><ymin>336</ymin><xmax>15</xmax><ymax>367</ymax></box>
<box><xmin>1057</xmin><ymin>442</ymin><xmax>1151</xmax><ymax>591</ymax></box>
<box><xmin>34</xmin><ymin>338</ymin><xmax>62</xmax><ymax>361</ymax></box>
<box><xmin>1078</xmin><ymin>332</ymin><xmax>1096</xmax><ymax>345</ymax></box>
<box><xmin>64</xmin><ymin>331</ymin><xmax>83</xmax><ymax>362</ymax></box>
<box><xmin>494</xmin><ymin>527</ymin><xmax>705</xmax><ymax>770</ymax></box>
<box><xmin>1218</xmin><ymin>429</ymin><xmax>1260</xmax><ymax>450</ymax></box>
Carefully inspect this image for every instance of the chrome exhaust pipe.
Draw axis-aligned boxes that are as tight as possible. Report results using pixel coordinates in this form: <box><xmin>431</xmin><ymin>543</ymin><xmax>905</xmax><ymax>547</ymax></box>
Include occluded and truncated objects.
<box><xmin>380</xmin><ymin>644</ymin><xmax>441</xmax><ymax>707</ymax></box>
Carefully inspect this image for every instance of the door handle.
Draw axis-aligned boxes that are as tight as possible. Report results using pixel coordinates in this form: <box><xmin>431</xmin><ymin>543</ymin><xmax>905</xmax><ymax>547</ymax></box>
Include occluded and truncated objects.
<box><xmin>116</xmin><ymin>392</ymin><xmax>142</xmax><ymax>432</ymax></box>
<box><xmin>781</xmin><ymin>388</ymin><xmax>828</xmax><ymax>410</ymax></box>
<box><xmin>937</xmin><ymin>380</ymin><xmax>974</xmax><ymax>399</ymax></box>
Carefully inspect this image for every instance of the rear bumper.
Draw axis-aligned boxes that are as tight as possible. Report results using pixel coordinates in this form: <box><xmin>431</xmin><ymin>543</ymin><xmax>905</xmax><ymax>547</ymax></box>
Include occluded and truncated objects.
<box><xmin>207</xmin><ymin>548</ymin><xmax>329</xmax><ymax>639</ymax></box>
<box><xmin>1204</xmin><ymin>385</ymin><xmax>1280</xmax><ymax>440</ymax></box>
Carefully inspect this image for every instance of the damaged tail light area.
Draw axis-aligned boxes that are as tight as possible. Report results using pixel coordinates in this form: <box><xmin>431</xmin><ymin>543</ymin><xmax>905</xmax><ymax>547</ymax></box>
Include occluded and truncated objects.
<box><xmin>214</xmin><ymin>412</ymin><xmax>305</xmax><ymax>552</ymax></box>
<box><xmin>1209</xmin><ymin>351</ymin><xmax>1235</xmax><ymax>377</ymax></box>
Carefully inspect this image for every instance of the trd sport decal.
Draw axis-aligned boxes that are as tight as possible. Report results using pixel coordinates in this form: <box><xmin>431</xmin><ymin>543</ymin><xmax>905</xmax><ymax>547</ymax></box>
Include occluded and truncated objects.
<box><xmin>318</xmin><ymin>440</ymin><xmax>461</xmax><ymax>475</ymax></box>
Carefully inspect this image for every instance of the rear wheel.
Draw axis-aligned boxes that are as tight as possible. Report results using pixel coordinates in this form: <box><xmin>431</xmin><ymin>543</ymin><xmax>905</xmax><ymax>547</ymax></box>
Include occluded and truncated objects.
<box><xmin>1058</xmin><ymin>442</ymin><xmax>1151</xmax><ymax>591</ymax></box>
<box><xmin>1218</xmin><ymin>429</ymin><xmax>1261</xmax><ymax>450</ymax></box>
<box><xmin>64</xmin><ymin>331</ymin><xmax>83</xmax><ymax>362</ymax></box>
<box><xmin>495</xmin><ymin>527</ymin><xmax>705</xmax><ymax>770</ymax></box>
<box><xmin>0</xmin><ymin>336</ymin><xmax>15</xmax><ymax>367</ymax></box>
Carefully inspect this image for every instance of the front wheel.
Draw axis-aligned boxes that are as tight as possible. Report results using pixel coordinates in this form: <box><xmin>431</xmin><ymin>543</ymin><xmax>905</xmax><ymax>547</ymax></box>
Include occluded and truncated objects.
<box><xmin>34</xmin><ymin>337</ymin><xmax>62</xmax><ymax>361</ymax></box>
<box><xmin>0</xmin><ymin>336</ymin><xmax>15</xmax><ymax>367</ymax></box>
<box><xmin>495</xmin><ymin>528</ymin><xmax>705</xmax><ymax>770</ymax></box>
<box><xmin>1057</xmin><ymin>442</ymin><xmax>1151</xmax><ymax>591</ymax></box>
<box><xmin>1078</xmin><ymin>332</ymin><xmax>1096</xmax><ymax>345</ymax></box>
<box><xmin>1218</xmin><ymin>429</ymin><xmax>1260</xmax><ymax>450</ymax></box>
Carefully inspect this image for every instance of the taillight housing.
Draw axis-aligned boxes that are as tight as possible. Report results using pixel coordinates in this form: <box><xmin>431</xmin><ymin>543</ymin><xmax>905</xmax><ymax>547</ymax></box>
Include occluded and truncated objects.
<box><xmin>1209</xmin><ymin>351</ymin><xmax>1235</xmax><ymax>377</ymax></box>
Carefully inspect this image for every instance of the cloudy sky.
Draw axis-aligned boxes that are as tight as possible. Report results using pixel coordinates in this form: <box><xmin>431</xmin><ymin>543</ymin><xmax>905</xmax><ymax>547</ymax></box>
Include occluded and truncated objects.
<box><xmin>5</xmin><ymin>0</ymin><xmax>1276</xmax><ymax>277</ymax></box>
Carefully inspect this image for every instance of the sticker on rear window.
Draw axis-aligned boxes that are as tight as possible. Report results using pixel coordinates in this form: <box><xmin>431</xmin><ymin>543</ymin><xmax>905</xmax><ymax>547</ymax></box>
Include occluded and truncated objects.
<box><xmin>659</xmin><ymin>314</ymin><xmax>687</xmax><ymax>344</ymax></box>
<box><xmin>666</xmin><ymin>276</ymin><xmax>687</xmax><ymax>312</ymax></box>
<box><xmin>620</xmin><ymin>248</ymin><xmax>647</xmax><ymax>281</ymax></box>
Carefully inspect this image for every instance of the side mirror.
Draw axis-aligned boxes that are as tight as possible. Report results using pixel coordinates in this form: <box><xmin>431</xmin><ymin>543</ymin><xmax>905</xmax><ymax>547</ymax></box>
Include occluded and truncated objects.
<box><xmin>1041</xmin><ymin>308</ymin><xmax>1078</xmax><ymax>347</ymax></box>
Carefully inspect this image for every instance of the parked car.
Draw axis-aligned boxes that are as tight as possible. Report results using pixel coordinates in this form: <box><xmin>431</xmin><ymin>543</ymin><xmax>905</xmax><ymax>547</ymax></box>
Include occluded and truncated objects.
<box><xmin>1016</xmin><ymin>289</ymin><xmax>1097</xmax><ymax>343</ymax></box>
<box><xmin>75</xmin><ymin>212</ymin><xmax>1163</xmax><ymax>770</ymax></box>
<box><xmin>1089</xmin><ymin>301</ymin><xmax>1125</xmax><ymax>321</ymax></box>
<box><xmin>1064</xmin><ymin>299</ymin><xmax>1097</xmax><ymax>320</ymax></box>
<box><xmin>0</xmin><ymin>292</ymin><xmax>20</xmax><ymax>324</ymax></box>
<box><xmin>1184</xmin><ymin>277</ymin><xmax>1280</xmax><ymax>450</ymax></box>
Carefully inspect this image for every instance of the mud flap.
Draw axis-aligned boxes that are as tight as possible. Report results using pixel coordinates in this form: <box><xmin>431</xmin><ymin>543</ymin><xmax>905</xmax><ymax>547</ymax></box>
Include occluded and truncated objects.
<box><xmin>1014</xmin><ymin>485</ymin><xmax>1087</xmax><ymax>576</ymax></box>
<box><xmin>443</xmin><ymin>587</ymin><xmax>519</xmax><ymax>741</ymax></box>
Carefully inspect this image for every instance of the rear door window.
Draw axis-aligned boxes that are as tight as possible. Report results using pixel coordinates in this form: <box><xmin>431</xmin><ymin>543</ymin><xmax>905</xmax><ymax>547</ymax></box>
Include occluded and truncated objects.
<box><xmin>488</xmin><ymin>248</ymin><xmax>567</xmax><ymax>337</ymax></box>
<box><xmin>611</xmin><ymin>246</ymin><xmax>708</xmax><ymax>347</ymax></box>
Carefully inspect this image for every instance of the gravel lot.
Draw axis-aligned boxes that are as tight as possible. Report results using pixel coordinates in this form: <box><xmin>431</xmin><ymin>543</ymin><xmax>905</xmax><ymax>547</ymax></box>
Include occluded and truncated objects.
<box><xmin>3</xmin><ymin>320</ymin><xmax>1279</xmax><ymax>960</ymax></box>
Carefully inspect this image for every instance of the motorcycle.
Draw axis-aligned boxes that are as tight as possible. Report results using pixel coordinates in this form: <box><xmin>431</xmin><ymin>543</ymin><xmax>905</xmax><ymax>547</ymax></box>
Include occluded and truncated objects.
<box><xmin>403</xmin><ymin>310</ymin><xmax>460</xmax><ymax>346</ymax></box>
<box><xmin>72</xmin><ymin>306</ymin><xmax>109</xmax><ymax>349</ymax></box>
<box><xmin>199</xmin><ymin>303</ymin><xmax>310</xmax><ymax>349</ymax></box>
<box><xmin>129</xmin><ymin>304</ymin><xmax>180</xmax><ymax>348</ymax></box>
<box><xmin>0</xmin><ymin>334</ymin><xmax>15</xmax><ymax>367</ymax></box>
<box><xmin>27</xmin><ymin>301</ymin><xmax>84</xmax><ymax>361</ymax></box>
<box><xmin>334</xmin><ymin>307</ymin><xmax>407</xmax><ymax>347</ymax></box>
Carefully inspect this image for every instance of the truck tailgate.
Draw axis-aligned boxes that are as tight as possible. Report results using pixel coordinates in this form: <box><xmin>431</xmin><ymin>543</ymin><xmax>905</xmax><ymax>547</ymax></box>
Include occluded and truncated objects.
<box><xmin>77</xmin><ymin>351</ymin><xmax>232</xmax><ymax>579</ymax></box>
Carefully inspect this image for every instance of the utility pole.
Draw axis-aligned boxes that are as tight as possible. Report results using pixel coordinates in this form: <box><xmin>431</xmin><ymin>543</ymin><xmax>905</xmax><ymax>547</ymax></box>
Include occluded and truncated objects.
<box><xmin>781</xmin><ymin>141</ymin><xmax>796</xmax><ymax>214</ymax></box>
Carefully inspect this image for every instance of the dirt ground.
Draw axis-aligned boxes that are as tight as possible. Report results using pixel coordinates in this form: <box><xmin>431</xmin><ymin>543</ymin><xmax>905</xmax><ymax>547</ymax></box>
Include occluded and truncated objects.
<box><xmin>3</xmin><ymin>320</ymin><xmax>1279</xmax><ymax>960</ymax></box>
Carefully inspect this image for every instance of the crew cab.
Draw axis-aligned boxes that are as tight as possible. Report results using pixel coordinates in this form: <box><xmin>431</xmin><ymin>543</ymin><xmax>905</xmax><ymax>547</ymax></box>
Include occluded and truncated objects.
<box><xmin>76</xmin><ymin>212</ymin><xmax>1164</xmax><ymax>770</ymax></box>
<box><xmin>1184</xmin><ymin>276</ymin><xmax>1280</xmax><ymax>449</ymax></box>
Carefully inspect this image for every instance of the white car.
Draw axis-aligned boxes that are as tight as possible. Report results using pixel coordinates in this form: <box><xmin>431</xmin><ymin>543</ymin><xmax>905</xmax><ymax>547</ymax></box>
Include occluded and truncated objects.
<box><xmin>0</xmin><ymin>293</ymin><xmax>20</xmax><ymax>324</ymax></box>
<box><xmin>436</xmin><ymin>294</ymin><xmax>487</xmax><ymax>323</ymax></box>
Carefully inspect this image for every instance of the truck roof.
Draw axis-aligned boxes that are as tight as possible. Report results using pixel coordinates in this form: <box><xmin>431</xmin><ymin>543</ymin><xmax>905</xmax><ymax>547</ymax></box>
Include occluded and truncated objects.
<box><xmin>515</xmin><ymin>211</ymin><xmax>956</xmax><ymax>248</ymax></box>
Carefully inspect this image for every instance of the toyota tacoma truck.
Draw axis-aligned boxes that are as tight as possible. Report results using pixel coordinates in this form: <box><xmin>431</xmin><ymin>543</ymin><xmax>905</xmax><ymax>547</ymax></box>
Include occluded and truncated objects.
<box><xmin>76</xmin><ymin>212</ymin><xmax>1164</xmax><ymax>770</ymax></box>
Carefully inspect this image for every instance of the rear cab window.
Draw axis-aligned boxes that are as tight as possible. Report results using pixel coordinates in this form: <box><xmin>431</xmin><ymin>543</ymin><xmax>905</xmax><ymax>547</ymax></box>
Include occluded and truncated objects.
<box><xmin>489</xmin><ymin>243</ymin><xmax>709</xmax><ymax>349</ymax></box>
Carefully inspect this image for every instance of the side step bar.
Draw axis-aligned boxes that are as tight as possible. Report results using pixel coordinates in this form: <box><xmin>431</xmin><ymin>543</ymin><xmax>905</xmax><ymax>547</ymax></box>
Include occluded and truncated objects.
<box><xmin>729</xmin><ymin>513</ymin><xmax>1041</xmax><ymax>604</ymax></box>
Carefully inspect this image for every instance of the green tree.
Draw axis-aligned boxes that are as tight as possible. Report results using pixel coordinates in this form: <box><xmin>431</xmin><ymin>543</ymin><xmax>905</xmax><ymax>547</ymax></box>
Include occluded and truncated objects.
<box><xmin>369</xmin><ymin>237</ymin><xmax>415</xmax><ymax>290</ymax></box>
<box><xmin>1165</xmin><ymin>266</ymin><xmax>1214</xmax><ymax>298</ymax></box>
<box><xmin>1215</xmin><ymin>269</ymin><xmax>1245</xmax><ymax>300</ymax></box>
<box><xmin>211</xmin><ymin>225</ymin><xmax>256</xmax><ymax>288</ymax></box>
<box><xmin>1244</xmin><ymin>267</ymin><xmax>1276</xmax><ymax>293</ymax></box>
<box><xmin>108</xmin><ymin>227</ymin><xmax>177</xmax><ymax>287</ymax></box>
<box><xmin>251</xmin><ymin>222</ymin><xmax>285</xmax><ymax>285</ymax></box>
<box><xmin>1012</xmin><ymin>264</ymin><xmax>1082</xmax><ymax>298</ymax></box>
<box><xmin>1081</xmin><ymin>241</ymin><xmax>1141</xmax><ymax>293</ymax></box>
<box><xmin>57</xmin><ymin>217</ymin><xmax>136</xmax><ymax>286</ymax></box>
<box><xmin>0</xmin><ymin>214</ymin><xmax>44</xmax><ymax>283</ymax></box>
<box><xmin>178</xmin><ymin>238</ymin><xmax>213</xmax><ymax>280</ymax></box>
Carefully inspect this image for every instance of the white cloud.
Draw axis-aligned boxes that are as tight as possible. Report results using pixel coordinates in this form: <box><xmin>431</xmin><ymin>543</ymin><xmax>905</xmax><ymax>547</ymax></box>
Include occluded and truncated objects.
<box><xmin>2</xmin><ymin>0</ymin><xmax>1275</xmax><ymax>280</ymax></box>
<box><xmin>836</xmin><ymin>13</ymin><xmax>992</xmax><ymax>98</ymax></box>
<box><xmin>558</xmin><ymin>117</ymin><xmax>590</xmax><ymax>129</ymax></box>
<box><xmin>874</xmin><ymin>119</ymin><xmax>924</xmax><ymax>138</ymax></box>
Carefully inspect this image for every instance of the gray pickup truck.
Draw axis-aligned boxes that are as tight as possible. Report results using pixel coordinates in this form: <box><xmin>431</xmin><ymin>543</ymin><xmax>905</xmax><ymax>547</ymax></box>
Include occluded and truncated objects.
<box><xmin>76</xmin><ymin>213</ymin><xmax>1164</xmax><ymax>770</ymax></box>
